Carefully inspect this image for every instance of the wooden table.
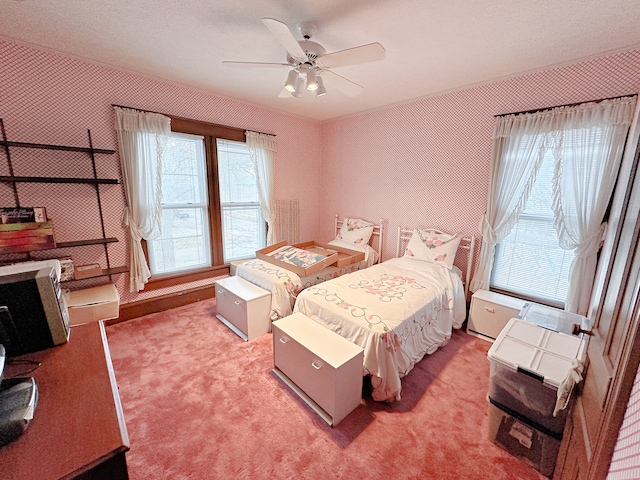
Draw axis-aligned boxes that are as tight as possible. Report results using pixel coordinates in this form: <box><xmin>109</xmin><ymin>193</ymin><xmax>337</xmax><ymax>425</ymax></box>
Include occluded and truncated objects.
<box><xmin>0</xmin><ymin>321</ymin><xmax>129</xmax><ymax>479</ymax></box>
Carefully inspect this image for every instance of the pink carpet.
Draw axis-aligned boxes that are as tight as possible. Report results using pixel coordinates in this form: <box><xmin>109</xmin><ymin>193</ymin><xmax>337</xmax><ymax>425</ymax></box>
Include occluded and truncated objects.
<box><xmin>106</xmin><ymin>299</ymin><xmax>546</xmax><ymax>479</ymax></box>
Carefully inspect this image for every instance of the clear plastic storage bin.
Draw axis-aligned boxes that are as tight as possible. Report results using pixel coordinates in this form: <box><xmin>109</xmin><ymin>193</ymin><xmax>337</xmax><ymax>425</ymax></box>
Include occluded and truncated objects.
<box><xmin>488</xmin><ymin>397</ymin><xmax>561</xmax><ymax>478</ymax></box>
<box><xmin>518</xmin><ymin>302</ymin><xmax>591</xmax><ymax>336</ymax></box>
<box><xmin>487</xmin><ymin>318</ymin><xmax>586</xmax><ymax>434</ymax></box>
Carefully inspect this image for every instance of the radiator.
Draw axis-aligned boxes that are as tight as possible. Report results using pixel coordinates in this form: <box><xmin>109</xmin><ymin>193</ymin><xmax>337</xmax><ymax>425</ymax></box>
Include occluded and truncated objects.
<box><xmin>275</xmin><ymin>199</ymin><xmax>300</xmax><ymax>243</ymax></box>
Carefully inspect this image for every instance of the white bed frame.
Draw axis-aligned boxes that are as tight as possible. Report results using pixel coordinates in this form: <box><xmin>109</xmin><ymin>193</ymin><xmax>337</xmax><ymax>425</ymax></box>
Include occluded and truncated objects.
<box><xmin>335</xmin><ymin>214</ymin><xmax>384</xmax><ymax>264</ymax></box>
<box><xmin>395</xmin><ymin>227</ymin><xmax>476</xmax><ymax>299</ymax></box>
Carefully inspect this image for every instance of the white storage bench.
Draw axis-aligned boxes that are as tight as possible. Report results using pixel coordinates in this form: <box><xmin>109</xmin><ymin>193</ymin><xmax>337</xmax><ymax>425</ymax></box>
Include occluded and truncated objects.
<box><xmin>272</xmin><ymin>312</ymin><xmax>364</xmax><ymax>426</ymax></box>
<box><xmin>467</xmin><ymin>289</ymin><xmax>527</xmax><ymax>341</ymax></box>
<box><xmin>215</xmin><ymin>276</ymin><xmax>271</xmax><ymax>341</ymax></box>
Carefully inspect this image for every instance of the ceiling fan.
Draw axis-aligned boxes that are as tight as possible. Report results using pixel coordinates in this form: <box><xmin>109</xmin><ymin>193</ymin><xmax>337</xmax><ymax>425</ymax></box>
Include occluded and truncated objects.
<box><xmin>223</xmin><ymin>18</ymin><xmax>385</xmax><ymax>98</ymax></box>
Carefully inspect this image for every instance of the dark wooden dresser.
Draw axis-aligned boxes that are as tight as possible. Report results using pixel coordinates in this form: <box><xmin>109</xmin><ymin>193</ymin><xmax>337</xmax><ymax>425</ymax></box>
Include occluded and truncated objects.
<box><xmin>0</xmin><ymin>321</ymin><xmax>129</xmax><ymax>479</ymax></box>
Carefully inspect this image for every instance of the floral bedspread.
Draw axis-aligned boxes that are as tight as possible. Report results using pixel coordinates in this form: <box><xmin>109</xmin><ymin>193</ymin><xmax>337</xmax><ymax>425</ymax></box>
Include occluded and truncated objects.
<box><xmin>235</xmin><ymin>259</ymin><xmax>365</xmax><ymax>321</ymax></box>
<box><xmin>293</xmin><ymin>257</ymin><xmax>465</xmax><ymax>402</ymax></box>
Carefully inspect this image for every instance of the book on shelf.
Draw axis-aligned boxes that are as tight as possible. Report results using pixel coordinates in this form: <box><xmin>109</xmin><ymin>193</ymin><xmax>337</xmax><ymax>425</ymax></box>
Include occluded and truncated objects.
<box><xmin>0</xmin><ymin>207</ymin><xmax>47</xmax><ymax>224</ymax></box>
<box><xmin>0</xmin><ymin>220</ymin><xmax>56</xmax><ymax>254</ymax></box>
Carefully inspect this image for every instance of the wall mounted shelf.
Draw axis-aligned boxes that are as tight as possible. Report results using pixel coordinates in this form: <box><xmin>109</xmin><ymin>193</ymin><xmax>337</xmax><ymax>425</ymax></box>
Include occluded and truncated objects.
<box><xmin>0</xmin><ymin>118</ymin><xmax>127</xmax><ymax>283</ymax></box>
<box><xmin>0</xmin><ymin>176</ymin><xmax>120</xmax><ymax>185</ymax></box>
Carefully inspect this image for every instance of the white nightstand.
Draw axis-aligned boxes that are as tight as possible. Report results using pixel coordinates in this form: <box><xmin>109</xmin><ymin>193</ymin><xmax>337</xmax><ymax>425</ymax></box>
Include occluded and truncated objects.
<box><xmin>215</xmin><ymin>276</ymin><xmax>271</xmax><ymax>341</ymax></box>
<box><xmin>272</xmin><ymin>313</ymin><xmax>364</xmax><ymax>426</ymax></box>
<box><xmin>467</xmin><ymin>289</ymin><xmax>527</xmax><ymax>342</ymax></box>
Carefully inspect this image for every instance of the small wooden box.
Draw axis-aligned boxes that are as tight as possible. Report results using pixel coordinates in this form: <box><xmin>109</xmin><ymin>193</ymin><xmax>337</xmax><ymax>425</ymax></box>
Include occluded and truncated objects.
<box><xmin>256</xmin><ymin>241</ymin><xmax>339</xmax><ymax>276</ymax></box>
<box><xmin>294</xmin><ymin>241</ymin><xmax>365</xmax><ymax>268</ymax></box>
<box><xmin>0</xmin><ymin>221</ymin><xmax>56</xmax><ymax>253</ymax></box>
<box><xmin>256</xmin><ymin>240</ymin><xmax>364</xmax><ymax>276</ymax></box>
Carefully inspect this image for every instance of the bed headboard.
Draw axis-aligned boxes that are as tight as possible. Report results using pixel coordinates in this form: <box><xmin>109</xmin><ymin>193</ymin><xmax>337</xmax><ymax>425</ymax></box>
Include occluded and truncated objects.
<box><xmin>335</xmin><ymin>214</ymin><xmax>384</xmax><ymax>262</ymax></box>
<box><xmin>395</xmin><ymin>227</ymin><xmax>476</xmax><ymax>300</ymax></box>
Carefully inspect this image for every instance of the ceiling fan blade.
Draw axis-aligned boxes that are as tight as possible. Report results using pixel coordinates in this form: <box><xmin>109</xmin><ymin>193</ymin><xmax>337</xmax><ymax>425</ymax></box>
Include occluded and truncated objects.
<box><xmin>320</xmin><ymin>70</ymin><xmax>363</xmax><ymax>97</ymax></box>
<box><xmin>320</xmin><ymin>43</ymin><xmax>386</xmax><ymax>68</ymax></box>
<box><xmin>223</xmin><ymin>61</ymin><xmax>291</xmax><ymax>68</ymax></box>
<box><xmin>262</xmin><ymin>18</ymin><xmax>307</xmax><ymax>62</ymax></box>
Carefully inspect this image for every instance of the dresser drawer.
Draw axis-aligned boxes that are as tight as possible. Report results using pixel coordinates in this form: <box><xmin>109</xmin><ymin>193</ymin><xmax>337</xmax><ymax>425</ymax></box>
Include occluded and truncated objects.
<box><xmin>215</xmin><ymin>276</ymin><xmax>271</xmax><ymax>341</ymax></box>
<box><xmin>272</xmin><ymin>313</ymin><xmax>363</xmax><ymax>426</ymax></box>
<box><xmin>467</xmin><ymin>290</ymin><xmax>527</xmax><ymax>341</ymax></box>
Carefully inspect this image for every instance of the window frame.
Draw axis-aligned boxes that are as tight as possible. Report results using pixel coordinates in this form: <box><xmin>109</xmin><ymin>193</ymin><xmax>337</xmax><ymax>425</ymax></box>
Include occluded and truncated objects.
<box><xmin>217</xmin><ymin>138</ymin><xmax>267</xmax><ymax>263</ymax></box>
<box><xmin>143</xmin><ymin>115</ymin><xmax>247</xmax><ymax>290</ymax></box>
<box><xmin>488</xmin><ymin>129</ymin><xmax>616</xmax><ymax>309</ymax></box>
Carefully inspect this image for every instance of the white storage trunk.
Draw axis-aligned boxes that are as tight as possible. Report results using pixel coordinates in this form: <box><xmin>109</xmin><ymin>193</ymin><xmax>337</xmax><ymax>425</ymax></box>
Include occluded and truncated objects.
<box><xmin>487</xmin><ymin>318</ymin><xmax>586</xmax><ymax>434</ymax></box>
<box><xmin>272</xmin><ymin>312</ymin><xmax>364</xmax><ymax>426</ymax></box>
<box><xmin>467</xmin><ymin>289</ymin><xmax>527</xmax><ymax>341</ymax></box>
<box><xmin>215</xmin><ymin>276</ymin><xmax>271</xmax><ymax>341</ymax></box>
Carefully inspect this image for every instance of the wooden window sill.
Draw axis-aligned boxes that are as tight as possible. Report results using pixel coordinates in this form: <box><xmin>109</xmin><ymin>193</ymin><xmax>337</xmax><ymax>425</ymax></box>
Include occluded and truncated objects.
<box><xmin>144</xmin><ymin>265</ymin><xmax>230</xmax><ymax>291</ymax></box>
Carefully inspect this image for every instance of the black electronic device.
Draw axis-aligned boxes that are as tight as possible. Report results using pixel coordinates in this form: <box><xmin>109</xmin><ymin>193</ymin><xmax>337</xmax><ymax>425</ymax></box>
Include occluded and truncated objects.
<box><xmin>0</xmin><ymin>266</ymin><xmax>69</xmax><ymax>356</ymax></box>
<box><xmin>0</xmin><ymin>344</ymin><xmax>38</xmax><ymax>447</ymax></box>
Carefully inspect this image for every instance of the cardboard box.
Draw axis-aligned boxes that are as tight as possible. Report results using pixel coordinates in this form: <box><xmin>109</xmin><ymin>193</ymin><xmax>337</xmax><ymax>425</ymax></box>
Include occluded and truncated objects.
<box><xmin>58</xmin><ymin>258</ymin><xmax>74</xmax><ymax>282</ymax></box>
<box><xmin>256</xmin><ymin>241</ymin><xmax>339</xmax><ymax>276</ymax></box>
<box><xmin>0</xmin><ymin>221</ymin><xmax>56</xmax><ymax>253</ymax></box>
<box><xmin>74</xmin><ymin>263</ymin><xmax>102</xmax><ymax>280</ymax></box>
<box><xmin>64</xmin><ymin>284</ymin><xmax>120</xmax><ymax>326</ymax></box>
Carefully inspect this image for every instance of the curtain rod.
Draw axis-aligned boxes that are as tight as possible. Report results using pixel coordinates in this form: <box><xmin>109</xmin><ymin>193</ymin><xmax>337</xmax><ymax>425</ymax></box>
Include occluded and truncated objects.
<box><xmin>111</xmin><ymin>103</ymin><xmax>166</xmax><ymax>115</ymax></box>
<box><xmin>111</xmin><ymin>104</ymin><xmax>275</xmax><ymax>137</ymax></box>
<box><xmin>494</xmin><ymin>93</ymin><xmax>638</xmax><ymax>118</ymax></box>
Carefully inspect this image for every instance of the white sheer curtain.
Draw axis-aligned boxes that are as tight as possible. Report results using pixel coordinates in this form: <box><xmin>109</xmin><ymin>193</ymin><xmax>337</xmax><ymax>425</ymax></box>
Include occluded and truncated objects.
<box><xmin>114</xmin><ymin>107</ymin><xmax>170</xmax><ymax>292</ymax></box>
<box><xmin>246</xmin><ymin>131</ymin><xmax>277</xmax><ymax>245</ymax></box>
<box><xmin>470</xmin><ymin>114</ymin><xmax>552</xmax><ymax>292</ymax></box>
<box><xmin>551</xmin><ymin>97</ymin><xmax>636</xmax><ymax>314</ymax></box>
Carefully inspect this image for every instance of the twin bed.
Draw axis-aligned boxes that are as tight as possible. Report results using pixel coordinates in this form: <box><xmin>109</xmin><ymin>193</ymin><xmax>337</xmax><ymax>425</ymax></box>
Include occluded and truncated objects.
<box><xmin>235</xmin><ymin>216</ymin><xmax>475</xmax><ymax>403</ymax></box>
<box><xmin>236</xmin><ymin>215</ymin><xmax>382</xmax><ymax>320</ymax></box>
<box><xmin>293</xmin><ymin>227</ymin><xmax>475</xmax><ymax>402</ymax></box>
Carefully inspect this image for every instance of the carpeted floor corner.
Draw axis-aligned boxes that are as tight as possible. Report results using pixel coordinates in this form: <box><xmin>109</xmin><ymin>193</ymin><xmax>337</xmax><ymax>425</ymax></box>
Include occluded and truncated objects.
<box><xmin>106</xmin><ymin>299</ymin><xmax>546</xmax><ymax>480</ymax></box>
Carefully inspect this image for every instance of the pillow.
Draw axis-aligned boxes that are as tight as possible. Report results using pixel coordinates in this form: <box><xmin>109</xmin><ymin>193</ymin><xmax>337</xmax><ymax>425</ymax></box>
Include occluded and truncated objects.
<box><xmin>403</xmin><ymin>229</ymin><xmax>461</xmax><ymax>270</ymax></box>
<box><xmin>336</xmin><ymin>218</ymin><xmax>374</xmax><ymax>246</ymax></box>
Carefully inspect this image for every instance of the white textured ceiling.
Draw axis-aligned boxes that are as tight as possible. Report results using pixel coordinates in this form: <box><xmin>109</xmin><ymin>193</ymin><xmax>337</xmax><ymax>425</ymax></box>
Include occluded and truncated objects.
<box><xmin>2</xmin><ymin>0</ymin><xmax>640</xmax><ymax>121</ymax></box>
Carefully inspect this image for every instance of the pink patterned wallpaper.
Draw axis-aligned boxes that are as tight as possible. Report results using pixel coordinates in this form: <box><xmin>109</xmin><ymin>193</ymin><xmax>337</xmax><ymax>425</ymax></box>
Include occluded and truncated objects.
<box><xmin>609</xmin><ymin>369</ymin><xmax>640</xmax><ymax>479</ymax></box>
<box><xmin>0</xmin><ymin>39</ymin><xmax>322</xmax><ymax>304</ymax></box>
<box><xmin>320</xmin><ymin>48</ymin><xmax>640</xmax><ymax>478</ymax></box>
<box><xmin>1</xmin><ymin>37</ymin><xmax>640</xmax><ymax>475</ymax></box>
<box><xmin>320</xmin><ymin>49</ymin><xmax>640</xmax><ymax>264</ymax></box>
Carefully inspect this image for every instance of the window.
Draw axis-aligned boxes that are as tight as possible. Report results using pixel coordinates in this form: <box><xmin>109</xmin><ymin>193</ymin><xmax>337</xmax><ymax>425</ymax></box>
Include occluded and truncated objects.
<box><xmin>145</xmin><ymin>117</ymin><xmax>266</xmax><ymax>282</ymax></box>
<box><xmin>491</xmin><ymin>147</ymin><xmax>575</xmax><ymax>306</ymax></box>
<box><xmin>479</xmin><ymin>97</ymin><xmax>634</xmax><ymax>313</ymax></box>
<box><xmin>217</xmin><ymin>139</ymin><xmax>266</xmax><ymax>262</ymax></box>
<box><xmin>147</xmin><ymin>133</ymin><xmax>211</xmax><ymax>275</ymax></box>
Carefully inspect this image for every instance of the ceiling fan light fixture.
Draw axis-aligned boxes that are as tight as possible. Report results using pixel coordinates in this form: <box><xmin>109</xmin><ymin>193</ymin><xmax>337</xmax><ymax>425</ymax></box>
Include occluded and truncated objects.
<box><xmin>284</xmin><ymin>70</ymin><xmax>298</xmax><ymax>92</ymax></box>
<box><xmin>315</xmin><ymin>76</ymin><xmax>327</xmax><ymax>97</ymax></box>
<box><xmin>227</xmin><ymin>18</ymin><xmax>384</xmax><ymax>100</ymax></box>
<box><xmin>306</xmin><ymin>67</ymin><xmax>318</xmax><ymax>91</ymax></box>
<box><xmin>291</xmin><ymin>75</ymin><xmax>305</xmax><ymax>97</ymax></box>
